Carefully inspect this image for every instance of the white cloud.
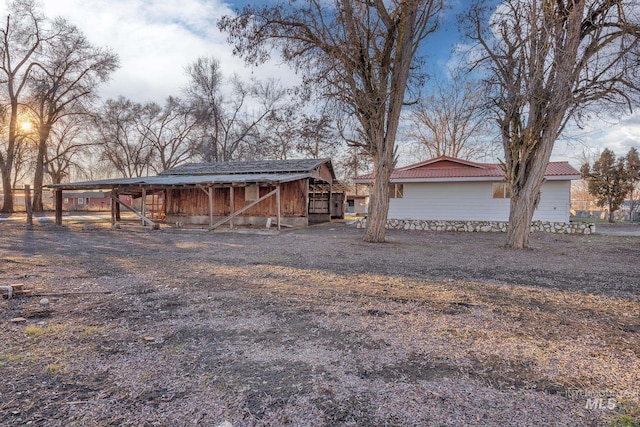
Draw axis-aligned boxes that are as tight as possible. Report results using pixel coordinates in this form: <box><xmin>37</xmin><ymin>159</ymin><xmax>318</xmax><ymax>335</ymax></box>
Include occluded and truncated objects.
<box><xmin>550</xmin><ymin>112</ymin><xmax>640</xmax><ymax>166</ymax></box>
<box><xmin>582</xmin><ymin>113</ymin><xmax>640</xmax><ymax>157</ymax></box>
<box><xmin>26</xmin><ymin>0</ymin><xmax>300</xmax><ymax>103</ymax></box>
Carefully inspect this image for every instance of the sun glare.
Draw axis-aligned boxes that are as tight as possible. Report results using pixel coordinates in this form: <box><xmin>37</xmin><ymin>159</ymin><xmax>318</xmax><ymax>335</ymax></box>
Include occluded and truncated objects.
<box><xmin>19</xmin><ymin>120</ymin><xmax>32</xmax><ymax>132</ymax></box>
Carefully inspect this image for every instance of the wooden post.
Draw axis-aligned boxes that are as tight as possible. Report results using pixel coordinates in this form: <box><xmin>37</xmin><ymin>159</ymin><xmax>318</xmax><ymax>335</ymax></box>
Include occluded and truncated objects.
<box><xmin>110</xmin><ymin>189</ymin><xmax>117</xmax><ymax>227</ymax></box>
<box><xmin>141</xmin><ymin>188</ymin><xmax>147</xmax><ymax>226</ymax></box>
<box><xmin>110</xmin><ymin>193</ymin><xmax>158</xmax><ymax>228</ymax></box>
<box><xmin>54</xmin><ymin>189</ymin><xmax>63</xmax><ymax>226</ymax></box>
<box><xmin>276</xmin><ymin>184</ymin><xmax>281</xmax><ymax>231</ymax></box>
<box><xmin>305</xmin><ymin>179</ymin><xmax>310</xmax><ymax>222</ymax></box>
<box><xmin>115</xmin><ymin>193</ymin><xmax>121</xmax><ymax>221</ymax></box>
<box><xmin>25</xmin><ymin>185</ymin><xmax>33</xmax><ymax>227</ymax></box>
<box><xmin>329</xmin><ymin>185</ymin><xmax>333</xmax><ymax>221</ymax></box>
<box><xmin>208</xmin><ymin>187</ymin><xmax>213</xmax><ymax>228</ymax></box>
<box><xmin>229</xmin><ymin>186</ymin><xmax>235</xmax><ymax>229</ymax></box>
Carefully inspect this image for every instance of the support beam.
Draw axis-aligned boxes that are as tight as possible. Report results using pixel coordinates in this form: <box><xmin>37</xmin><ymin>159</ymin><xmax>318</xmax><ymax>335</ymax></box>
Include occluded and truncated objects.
<box><xmin>208</xmin><ymin>187</ymin><xmax>213</xmax><ymax>228</ymax></box>
<box><xmin>24</xmin><ymin>185</ymin><xmax>33</xmax><ymax>227</ymax></box>
<box><xmin>54</xmin><ymin>189</ymin><xmax>63</xmax><ymax>225</ymax></box>
<box><xmin>141</xmin><ymin>188</ymin><xmax>147</xmax><ymax>226</ymax></box>
<box><xmin>197</xmin><ymin>184</ymin><xmax>214</xmax><ymax>227</ymax></box>
<box><xmin>229</xmin><ymin>186</ymin><xmax>235</xmax><ymax>229</ymax></box>
<box><xmin>110</xmin><ymin>194</ymin><xmax>158</xmax><ymax>229</ymax></box>
<box><xmin>210</xmin><ymin>188</ymin><xmax>277</xmax><ymax>230</ymax></box>
<box><xmin>276</xmin><ymin>184</ymin><xmax>281</xmax><ymax>231</ymax></box>
<box><xmin>110</xmin><ymin>189</ymin><xmax>117</xmax><ymax>227</ymax></box>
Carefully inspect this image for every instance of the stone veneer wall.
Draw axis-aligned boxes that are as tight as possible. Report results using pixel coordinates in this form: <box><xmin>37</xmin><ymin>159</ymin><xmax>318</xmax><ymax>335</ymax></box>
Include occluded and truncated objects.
<box><xmin>354</xmin><ymin>218</ymin><xmax>595</xmax><ymax>234</ymax></box>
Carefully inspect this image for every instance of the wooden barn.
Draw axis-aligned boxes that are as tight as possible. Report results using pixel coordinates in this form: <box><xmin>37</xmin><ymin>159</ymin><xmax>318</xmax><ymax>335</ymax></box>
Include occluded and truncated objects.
<box><xmin>47</xmin><ymin>158</ymin><xmax>342</xmax><ymax>229</ymax></box>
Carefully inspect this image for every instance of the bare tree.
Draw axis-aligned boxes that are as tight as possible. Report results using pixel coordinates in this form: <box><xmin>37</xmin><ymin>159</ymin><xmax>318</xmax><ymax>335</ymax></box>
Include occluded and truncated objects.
<box><xmin>44</xmin><ymin>115</ymin><xmax>91</xmax><ymax>184</ymax></box>
<box><xmin>259</xmin><ymin>106</ymin><xmax>298</xmax><ymax>160</ymax></box>
<box><xmin>185</xmin><ymin>56</ymin><xmax>288</xmax><ymax>162</ymax></box>
<box><xmin>9</xmin><ymin>110</ymin><xmax>35</xmax><ymax>189</ymax></box>
<box><xmin>93</xmin><ymin>97</ymin><xmax>154</xmax><ymax>178</ymax></box>
<box><xmin>137</xmin><ymin>97</ymin><xmax>198</xmax><ymax>173</ymax></box>
<box><xmin>0</xmin><ymin>0</ymin><xmax>50</xmax><ymax>212</ymax></box>
<box><xmin>184</xmin><ymin>56</ymin><xmax>223</xmax><ymax>162</ymax></box>
<box><xmin>28</xmin><ymin>18</ymin><xmax>118</xmax><ymax>210</ymax></box>
<box><xmin>0</xmin><ymin>102</ymin><xmax>34</xmax><ymax>190</ymax></box>
<box><xmin>295</xmin><ymin>113</ymin><xmax>340</xmax><ymax>159</ymax></box>
<box><xmin>219</xmin><ymin>0</ymin><xmax>443</xmax><ymax>242</ymax></box>
<box><xmin>466</xmin><ymin>0</ymin><xmax>640</xmax><ymax>248</ymax></box>
<box><xmin>338</xmin><ymin>145</ymin><xmax>371</xmax><ymax>194</ymax></box>
<box><xmin>407</xmin><ymin>69</ymin><xmax>493</xmax><ymax>160</ymax></box>
<box><xmin>257</xmin><ymin>105</ymin><xmax>341</xmax><ymax>160</ymax></box>
<box><xmin>230</xmin><ymin>77</ymin><xmax>288</xmax><ymax>161</ymax></box>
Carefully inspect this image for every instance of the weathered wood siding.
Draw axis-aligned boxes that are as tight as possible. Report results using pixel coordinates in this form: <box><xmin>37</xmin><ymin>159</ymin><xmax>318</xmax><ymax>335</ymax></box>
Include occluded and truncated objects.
<box><xmin>317</xmin><ymin>163</ymin><xmax>334</xmax><ymax>184</ymax></box>
<box><xmin>165</xmin><ymin>180</ymin><xmax>308</xmax><ymax>218</ymax></box>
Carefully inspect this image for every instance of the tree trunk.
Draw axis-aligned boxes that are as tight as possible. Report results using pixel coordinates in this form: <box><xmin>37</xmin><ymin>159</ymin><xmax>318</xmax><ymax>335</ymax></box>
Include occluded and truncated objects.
<box><xmin>608</xmin><ymin>208</ymin><xmax>615</xmax><ymax>223</ymax></box>
<box><xmin>505</xmin><ymin>172</ymin><xmax>546</xmax><ymax>249</ymax></box>
<box><xmin>32</xmin><ymin>124</ymin><xmax>51</xmax><ymax>212</ymax></box>
<box><xmin>505</xmin><ymin>193</ymin><xmax>535</xmax><ymax>249</ymax></box>
<box><xmin>1</xmin><ymin>103</ymin><xmax>18</xmax><ymax>213</ymax></box>
<box><xmin>363</xmin><ymin>155</ymin><xmax>392</xmax><ymax>242</ymax></box>
<box><xmin>504</xmin><ymin>147</ymin><xmax>551</xmax><ymax>249</ymax></box>
<box><xmin>0</xmin><ymin>168</ymin><xmax>13</xmax><ymax>213</ymax></box>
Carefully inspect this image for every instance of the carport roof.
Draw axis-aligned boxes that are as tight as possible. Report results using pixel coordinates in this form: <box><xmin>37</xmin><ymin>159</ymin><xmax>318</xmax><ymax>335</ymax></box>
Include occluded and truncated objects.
<box><xmin>46</xmin><ymin>172</ymin><xmax>313</xmax><ymax>191</ymax></box>
<box><xmin>160</xmin><ymin>158</ymin><xmax>333</xmax><ymax>176</ymax></box>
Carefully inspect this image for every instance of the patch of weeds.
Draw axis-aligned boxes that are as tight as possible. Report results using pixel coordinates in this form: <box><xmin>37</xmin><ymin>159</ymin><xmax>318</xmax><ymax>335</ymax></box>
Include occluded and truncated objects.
<box><xmin>45</xmin><ymin>363</ymin><xmax>64</xmax><ymax>376</ymax></box>
<box><xmin>0</xmin><ymin>352</ymin><xmax>24</xmax><ymax>367</ymax></box>
<box><xmin>83</xmin><ymin>326</ymin><xmax>104</xmax><ymax>336</ymax></box>
<box><xmin>613</xmin><ymin>400</ymin><xmax>640</xmax><ymax>427</ymax></box>
<box><xmin>25</xmin><ymin>324</ymin><xmax>67</xmax><ymax>337</ymax></box>
<box><xmin>611</xmin><ymin>414</ymin><xmax>639</xmax><ymax>427</ymax></box>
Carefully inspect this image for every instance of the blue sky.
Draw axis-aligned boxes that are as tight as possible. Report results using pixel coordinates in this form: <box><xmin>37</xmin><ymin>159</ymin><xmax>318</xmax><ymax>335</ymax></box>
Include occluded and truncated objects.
<box><xmin>11</xmin><ymin>0</ymin><xmax>640</xmax><ymax>165</ymax></box>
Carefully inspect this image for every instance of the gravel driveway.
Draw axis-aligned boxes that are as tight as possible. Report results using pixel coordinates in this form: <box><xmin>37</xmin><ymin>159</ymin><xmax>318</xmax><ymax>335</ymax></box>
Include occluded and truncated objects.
<box><xmin>596</xmin><ymin>223</ymin><xmax>640</xmax><ymax>236</ymax></box>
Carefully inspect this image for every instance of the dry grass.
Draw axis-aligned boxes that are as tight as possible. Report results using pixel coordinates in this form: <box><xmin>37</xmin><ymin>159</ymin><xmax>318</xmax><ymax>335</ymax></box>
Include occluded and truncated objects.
<box><xmin>0</xmin><ymin>222</ymin><xmax>638</xmax><ymax>426</ymax></box>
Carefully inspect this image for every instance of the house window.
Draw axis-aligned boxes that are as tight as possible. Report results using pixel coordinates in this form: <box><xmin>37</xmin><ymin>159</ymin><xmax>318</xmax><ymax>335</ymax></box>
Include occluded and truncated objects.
<box><xmin>245</xmin><ymin>184</ymin><xmax>258</xmax><ymax>202</ymax></box>
<box><xmin>63</xmin><ymin>198</ymin><xmax>69</xmax><ymax>204</ymax></box>
<box><xmin>492</xmin><ymin>182</ymin><xmax>511</xmax><ymax>198</ymax></box>
<box><xmin>389</xmin><ymin>184</ymin><xmax>404</xmax><ymax>199</ymax></box>
<box><xmin>77</xmin><ymin>197</ymin><xmax>84</xmax><ymax>205</ymax></box>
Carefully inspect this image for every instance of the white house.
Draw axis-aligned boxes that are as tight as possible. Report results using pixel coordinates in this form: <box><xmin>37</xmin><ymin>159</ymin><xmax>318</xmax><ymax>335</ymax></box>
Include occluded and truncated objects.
<box><xmin>354</xmin><ymin>156</ymin><xmax>590</xmax><ymax>233</ymax></box>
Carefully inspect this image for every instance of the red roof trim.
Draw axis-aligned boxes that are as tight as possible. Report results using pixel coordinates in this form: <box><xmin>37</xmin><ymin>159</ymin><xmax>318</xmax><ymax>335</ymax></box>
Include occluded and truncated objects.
<box><xmin>354</xmin><ymin>156</ymin><xmax>581</xmax><ymax>182</ymax></box>
<box><xmin>398</xmin><ymin>155</ymin><xmax>489</xmax><ymax>171</ymax></box>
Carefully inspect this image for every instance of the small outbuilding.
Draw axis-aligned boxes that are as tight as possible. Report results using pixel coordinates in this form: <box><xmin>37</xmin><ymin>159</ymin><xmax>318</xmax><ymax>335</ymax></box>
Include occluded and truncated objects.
<box><xmin>47</xmin><ymin>158</ymin><xmax>340</xmax><ymax>229</ymax></box>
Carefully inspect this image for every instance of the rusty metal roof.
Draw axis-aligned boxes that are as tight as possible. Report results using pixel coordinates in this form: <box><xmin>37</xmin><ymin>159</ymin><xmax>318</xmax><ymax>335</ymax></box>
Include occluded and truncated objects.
<box><xmin>47</xmin><ymin>158</ymin><xmax>336</xmax><ymax>192</ymax></box>
<box><xmin>47</xmin><ymin>173</ymin><xmax>313</xmax><ymax>191</ymax></box>
<box><xmin>160</xmin><ymin>158</ymin><xmax>334</xmax><ymax>177</ymax></box>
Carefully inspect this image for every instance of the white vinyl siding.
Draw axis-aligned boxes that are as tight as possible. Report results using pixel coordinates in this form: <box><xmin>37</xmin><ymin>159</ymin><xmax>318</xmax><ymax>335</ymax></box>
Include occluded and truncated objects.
<box><xmin>532</xmin><ymin>180</ymin><xmax>572</xmax><ymax>222</ymax></box>
<box><xmin>387</xmin><ymin>180</ymin><xmax>571</xmax><ymax>223</ymax></box>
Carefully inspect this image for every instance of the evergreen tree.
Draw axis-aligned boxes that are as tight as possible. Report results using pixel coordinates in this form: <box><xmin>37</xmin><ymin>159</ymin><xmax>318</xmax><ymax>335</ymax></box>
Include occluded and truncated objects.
<box><xmin>581</xmin><ymin>148</ymin><xmax>636</xmax><ymax>223</ymax></box>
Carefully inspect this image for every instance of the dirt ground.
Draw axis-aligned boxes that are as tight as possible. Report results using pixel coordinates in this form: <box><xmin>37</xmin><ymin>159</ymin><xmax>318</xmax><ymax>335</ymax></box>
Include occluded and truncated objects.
<box><xmin>1</xmin><ymin>220</ymin><xmax>639</xmax><ymax>426</ymax></box>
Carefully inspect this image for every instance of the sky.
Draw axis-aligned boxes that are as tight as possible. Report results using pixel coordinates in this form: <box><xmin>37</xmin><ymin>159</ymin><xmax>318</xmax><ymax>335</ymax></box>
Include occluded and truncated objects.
<box><xmin>6</xmin><ymin>0</ymin><xmax>640</xmax><ymax>166</ymax></box>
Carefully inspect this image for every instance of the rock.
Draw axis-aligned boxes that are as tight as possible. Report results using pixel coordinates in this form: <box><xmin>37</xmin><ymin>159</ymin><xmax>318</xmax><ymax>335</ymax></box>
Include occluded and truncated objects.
<box><xmin>39</xmin><ymin>298</ymin><xmax>49</xmax><ymax>308</ymax></box>
<box><xmin>10</xmin><ymin>317</ymin><xmax>27</xmax><ymax>323</ymax></box>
